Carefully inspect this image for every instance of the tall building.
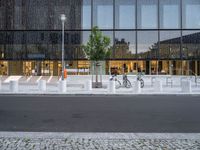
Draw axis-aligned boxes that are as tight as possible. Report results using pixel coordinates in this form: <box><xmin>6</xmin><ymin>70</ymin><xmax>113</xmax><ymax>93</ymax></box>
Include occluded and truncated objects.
<box><xmin>0</xmin><ymin>0</ymin><xmax>200</xmax><ymax>75</ymax></box>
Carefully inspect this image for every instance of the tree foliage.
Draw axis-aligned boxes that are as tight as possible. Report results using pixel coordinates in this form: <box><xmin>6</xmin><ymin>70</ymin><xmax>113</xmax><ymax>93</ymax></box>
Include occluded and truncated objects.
<box><xmin>82</xmin><ymin>26</ymin><xmax>111</xmax><ymax>61</ymax></box>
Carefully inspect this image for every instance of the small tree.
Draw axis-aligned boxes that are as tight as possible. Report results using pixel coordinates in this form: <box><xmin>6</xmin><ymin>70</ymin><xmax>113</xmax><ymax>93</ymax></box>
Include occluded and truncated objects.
<box><xmin>82</xmin><ymin>26</ymin><xmax>111</xmax><ymax>88</ymax></box>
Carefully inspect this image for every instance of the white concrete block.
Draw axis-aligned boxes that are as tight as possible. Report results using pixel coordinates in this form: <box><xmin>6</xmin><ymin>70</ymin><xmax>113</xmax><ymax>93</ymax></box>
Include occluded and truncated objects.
<box><xmin>10</xmin><ymin>80</ymin><xmax>18</xmax><ymax>93</ymax></box>
<box><xmin>58</xmin><ymin>80</ymin><xmax>67</xmax><ymax>93</ymax></box>
<box><xmin>154</xmin><ymin>80</ymin><xmax>163</xmax><ymax>92</ymax></box>
<box><xmin>108</xmin><ymin>81</ymin><xmax>115</xmax><ymax>94</ymax></box>
<box><xmin>133</xmin><ymin>81</ymin><xmax>141</xmax><ymax>94</ymax></box>
<box><xmin>38</xmin><ymin>80</ymin><xmax>46</xmax><ymax>92</ymax></box>
<box><xmin>85</xmin><ymin>80</ymin><xmax>92</xmax><ymax>91</ymax></box>
<box><xmin>0</xmin><ymin>80</ymin><xmax>1</xmax><ymax>91</ymax></box>
<box><xmin>181</xmin><ymin>80</ymin><xmax>191</xmax><ymax>93</ymax></box>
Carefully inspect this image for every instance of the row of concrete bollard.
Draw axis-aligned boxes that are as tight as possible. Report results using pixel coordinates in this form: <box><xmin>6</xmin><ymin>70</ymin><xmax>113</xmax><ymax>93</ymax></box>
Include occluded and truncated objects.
<box><xmin>108</xmin><ymin>79</ymin><xmax>192</xmax><ymax>94</ymax></box>
<box><xmin>0</xmin><ymin>79</ymin><xmax>192</xmax><ymax>93</ymax></box>
<box><xmin>5</xmin><ymin>80</ymin><xmax>92</xmax><ymax>93</ymax></box>
<box><xmin>1</xmin><ymin>80</ymin><xmax>67</xmax><ymax>93</ymax></box>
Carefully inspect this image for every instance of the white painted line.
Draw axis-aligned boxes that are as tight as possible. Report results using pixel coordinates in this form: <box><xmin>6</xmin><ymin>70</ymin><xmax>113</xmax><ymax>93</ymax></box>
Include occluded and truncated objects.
<box><xmin>36</xmin><ymin>76</ymin><xmax>43</xmax><ymax>83</ymax></box>
<box><xmin>47</xmin><ymin>76</ymin><xmax>53</xmax><ymax>83</ymax></box>
<box><xmin>0</xmin><ymin>132</ymin><xmax>200</xmax><ymax>140</ymax></box>
<box><xmin>26</xmin><ymin>75</ymin><xmax>32</xmax><ymax>82</ymax></box>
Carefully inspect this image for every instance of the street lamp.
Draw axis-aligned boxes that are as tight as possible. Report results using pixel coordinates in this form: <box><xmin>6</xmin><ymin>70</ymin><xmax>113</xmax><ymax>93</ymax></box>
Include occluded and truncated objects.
<box><xmin>61</xmin><ymin>14</ymin><xmax>66</xmax><ymax>80</ymax></box>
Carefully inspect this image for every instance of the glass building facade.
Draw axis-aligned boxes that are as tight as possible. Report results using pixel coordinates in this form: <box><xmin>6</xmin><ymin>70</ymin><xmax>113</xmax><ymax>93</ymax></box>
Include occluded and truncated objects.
<box><xmin>0</xmin><ymin>0</ymin><xmax>200</xmax><ymax>75</ymax></box>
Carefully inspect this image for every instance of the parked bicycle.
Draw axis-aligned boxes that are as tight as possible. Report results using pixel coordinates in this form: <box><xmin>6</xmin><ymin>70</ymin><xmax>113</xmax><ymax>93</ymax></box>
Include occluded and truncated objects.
<box><xmin>136</xmin><ymin>73</ymin><xmax>144</xmax><ymax>88</ymax></box>
<box><xmin>110</xmin><ymin>74</ymin><xmax>132</xmax><ymax>89</ymax></box>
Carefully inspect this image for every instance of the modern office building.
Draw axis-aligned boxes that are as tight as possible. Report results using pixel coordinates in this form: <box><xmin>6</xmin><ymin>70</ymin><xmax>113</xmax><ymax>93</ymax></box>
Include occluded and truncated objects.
<box><xmin>0</xmin><ymin>0</ymin><xmax>200</xmax><ymax>75</ymax></box>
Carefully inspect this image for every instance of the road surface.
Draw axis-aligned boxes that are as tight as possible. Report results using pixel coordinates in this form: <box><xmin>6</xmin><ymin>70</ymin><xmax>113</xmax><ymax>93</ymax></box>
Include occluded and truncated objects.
<box><xmin>0</xmin><ymin>95</ymin><xmax>200</xmax><ymax>132</ymax></box>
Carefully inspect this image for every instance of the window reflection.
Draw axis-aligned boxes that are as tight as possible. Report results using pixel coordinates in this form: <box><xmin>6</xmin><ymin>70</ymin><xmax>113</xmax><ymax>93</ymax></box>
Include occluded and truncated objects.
<box><xmin>160</xmin><ymin>0</ymin><xmax>180</xmax><ymax>29</ymax></box>
<box><xmin>183</xmin><ymin>0</ymin><xmax>200</xmax><ymax>29</ymax></box>
<box><xmin>182</xmin><ymin>31</ymin><xmax>200</xmax><ymax>59</ymax></box>
<box><xmin>137</xmin><ymin>31</ymin><xmax>158</xmax><ymax>59</ymax></box>
<box><xmin>160</xmin><ymin>31</ymin><xmax>181</xmax><ymax>59</ymax></box>
<box><xmin>115</xmin><ymin>0</ymin><xmax>135</xmax><ymax>29</ymax></box>
<box><xmin>115</xmin><ymin>31</ymin><xmax>136</xmax><ymax>58</ymax></box>
<box><xmin>137</xmin><ymin>0</ymin><xmax>158</xmax><ymax>29</ymax></box>
<box><xmin>93</xmin><ymin>0</ymin><xmax>113</xmax><ymax>29</ymax></box>
<box><xmin>82</xmin><ymin>0</ymin><xmax>91</xmax><ymax>29</ymax></box>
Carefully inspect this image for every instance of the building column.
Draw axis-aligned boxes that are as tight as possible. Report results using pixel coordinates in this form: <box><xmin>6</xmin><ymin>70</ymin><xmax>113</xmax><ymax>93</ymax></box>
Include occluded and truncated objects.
<box><xmin>195</xmin><ymin>61</ymin><xmax>198</xmax><ymax>75</ymax></box>
<box><xmin>169</xmin><ymin>61</ymin><xmax>172</xmax><ymax>75</ymax></box>
<box><xmin>53</xmin><ymin>61</ymin><xmax>58</xmax><ymax>76</ymax></box>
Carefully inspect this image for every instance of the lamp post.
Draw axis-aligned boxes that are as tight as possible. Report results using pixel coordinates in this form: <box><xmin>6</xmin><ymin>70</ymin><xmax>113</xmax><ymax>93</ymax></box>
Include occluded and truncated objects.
<box><xmin>61</xmin><ymin>14</ymin><xmax>66</xmax><ymax>80</ymax></box>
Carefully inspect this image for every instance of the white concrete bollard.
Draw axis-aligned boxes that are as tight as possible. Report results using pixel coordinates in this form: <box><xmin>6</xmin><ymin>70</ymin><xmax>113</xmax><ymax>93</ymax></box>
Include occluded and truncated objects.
<box><xmin>58</xmin><ymin>80</ymin><xmax>67</xmax><ymax>93</ymax></box>
<box><xmin>38</xmin><ymin>80</ymin><xmax>46</xmax><ymax>92</ymax></box>
<box><xmin>10</xmin><ymin>80</ymin><xmax>18</xmax><ymax>93</ymax></box>
<box><xmin>133</xmin><ymin>81</ymin><xmax>141</xmax><ymax>94</ymax></box>
<box><xmin>108</xmin><ymin>81</ymin><xmax>115</xmax><ymax>94</ymax></box>
<box><xmin>85</xmin><ymin>80</ymin><xmax>92</xmax><ymax>91</ymax></box>
<box><xmin>181</xmin><ymin>80</ymin><xmax>191</xmax><ymax>93</ymax></box>
<box><xmin>154</xmin><ymin>80</ymin><xmax>163</xmax><ymax>92</ymax></box>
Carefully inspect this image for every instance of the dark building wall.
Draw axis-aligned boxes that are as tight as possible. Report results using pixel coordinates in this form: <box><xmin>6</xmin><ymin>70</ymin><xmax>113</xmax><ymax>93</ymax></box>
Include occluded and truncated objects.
<box><xmin>0</xmin><ymin>0</ymin><xmax>200</xmax><ymax>61</ymax></box>
<box><xmin>0</xmin><ymin>0</ymin><xmax>83</xmax><ymax>60</ymax></box>
<box><xmin>0</xmin><ymin>0</ymin><xmax>82</xmax><ymax>30</ymax></box>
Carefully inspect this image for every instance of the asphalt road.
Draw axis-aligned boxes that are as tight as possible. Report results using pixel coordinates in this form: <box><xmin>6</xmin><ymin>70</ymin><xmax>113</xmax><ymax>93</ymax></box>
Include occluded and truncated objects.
<box><xmin>0</xmin><ymin>95</ymin><xmax>200</xmax><ymax>133</ymax></box>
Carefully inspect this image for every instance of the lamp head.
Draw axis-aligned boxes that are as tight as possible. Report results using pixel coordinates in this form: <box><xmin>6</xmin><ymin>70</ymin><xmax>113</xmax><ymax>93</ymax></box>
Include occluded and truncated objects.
<box><xmin>61</xmin><ymin>14</ymin><xmax>66</xmax><ymax>21</ymax></box>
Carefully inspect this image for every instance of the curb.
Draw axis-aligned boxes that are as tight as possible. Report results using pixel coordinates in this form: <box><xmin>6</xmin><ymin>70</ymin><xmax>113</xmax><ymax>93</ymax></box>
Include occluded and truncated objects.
<box><xmin>0</xmin><ymin>93</ymin><xmax>200</xmax><ymax>97</ymax></box>
<box><xmin>0</xmin><ymin>132</ymin><xmax>200</xmax><ymax>140</ymax></box>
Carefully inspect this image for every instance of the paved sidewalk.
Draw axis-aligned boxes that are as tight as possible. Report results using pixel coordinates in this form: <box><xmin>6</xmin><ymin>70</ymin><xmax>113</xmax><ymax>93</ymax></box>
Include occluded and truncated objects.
<box><xmin>0</xmin><ymin>132</ymin><xmax>200</xmax><ymax>150</ymax></box>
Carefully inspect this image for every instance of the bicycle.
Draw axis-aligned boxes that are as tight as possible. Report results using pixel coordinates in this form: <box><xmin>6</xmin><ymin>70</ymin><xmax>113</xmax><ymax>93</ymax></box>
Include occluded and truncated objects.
<box><xmin>110</xmin><ymin>74</ymin><xmax>132</xmax><ymax>89</ymax></box>
<box><xmin>136</xmin><ymin>73</ymin><xmax>144</xmax><ymax>88</ymax></box>
<box><xmin>122</xmin><ymin>74</ymin><xmax>132</xmax><ymax>88</ymax></box>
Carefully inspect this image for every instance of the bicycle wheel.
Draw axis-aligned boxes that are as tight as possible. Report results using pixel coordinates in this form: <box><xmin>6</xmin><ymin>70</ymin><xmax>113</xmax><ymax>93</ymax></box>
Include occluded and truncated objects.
<box><xmin>123</xmin><ymin>80</ymin><xmax>132</xmax><ymax>88</ymax></box>
<box><xmin>140</xmin><ymin>79</ymin><xmax>144</xmax><ymax>88</ymax></box>
<box><xmin>115</xmin><ymin>80</ymin><xmax>121</xmax><ymax>89</ymax></box>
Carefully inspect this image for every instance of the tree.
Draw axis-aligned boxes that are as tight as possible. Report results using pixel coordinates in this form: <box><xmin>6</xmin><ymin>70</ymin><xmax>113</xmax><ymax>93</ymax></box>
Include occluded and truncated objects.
<box><xmin>82</xmin><ymin>26</ymin><xmax>111</xmax><ymax>88</ymax></box>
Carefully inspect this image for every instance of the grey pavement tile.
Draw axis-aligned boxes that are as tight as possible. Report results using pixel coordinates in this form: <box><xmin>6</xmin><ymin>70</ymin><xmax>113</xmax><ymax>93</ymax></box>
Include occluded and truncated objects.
<box><xmin>0</xmin><ymin>137</ymin><xmax>200</xmax><ymax>150</ymax></box>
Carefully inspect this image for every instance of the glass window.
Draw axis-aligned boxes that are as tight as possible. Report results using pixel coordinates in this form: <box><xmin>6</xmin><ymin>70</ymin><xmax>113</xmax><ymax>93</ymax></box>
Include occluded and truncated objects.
<box><xmin>26</xmin><ymin>1</ymin><xmax>49</xmax><ymax>30</ymax></box>
<box><xmin>115</xmin><ymin>0</ymin><xmax>135</xmax><ymax>29</ymax></box>
<box><xmin>160</xmin><ymin>0</ymin><xmax>180</xmax><ymax>29</ymax></box>
<box><xmin>182</xmin><ymin>31</ymin><xmax>200</xmax><ymax>59</ymax></box>
<box><xmin>93</xmin><ymin>0</ymin><xmax>113</xmax><ymax>29</ymax></box>
<box><xmin>0</xmin><ymin>32</ymin><xmax>5</xmax><ymax>59</ymax></box>
<box><xmin>114</xmin><ymin>31</ymin><xmax>136</xmax><ymax>58</ymax></box>
<box><xmin>49</xmin><ymin>31</ymin><xmax>61</xmax><ymax>59</ymax></box>
<box><xmin>4</xmin><ymin>31</ymin><xmax>27</xmax><ymax>59</ymax></box>
<box><xmin>82</xmin><ymin>0</ymin><xmax>91</xmax><ymax>29</ymax></box>
<box><xmin>183</xmin><ymin>0</ymin><xmax>200</xmax><ymax>29</ymax></box>
<box><xmin>137</xmin><ymin>0</ymin><xmax>158</xmax><ymax>29</ymax></box>
<box><xmin>137</xmin><ymin>31</ymin><xmax>158</xmax><ymax>59</ymax></box>
<box><xmin>0</xmin><ymin>1</ymin><xmax>5</xmax><ymax>30</ymax></box>
<box><xmin>160</xmin><ymin>31</ymin><xmax>181</xmax><ymax>59</ymax></box>
<box><xmin>26</xmin><ymin>31</ymin><xmax>48</xmax><ymax>59</ymax></box>
<box><xmin>79</xmin><ymin>31</ymin><xmax>91</xmax><ymax>59</ymax></box>
<box><xmin>102</xmin><ymin>31</ymin><xmax>114</xmax><ymax>58</ymax></box>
